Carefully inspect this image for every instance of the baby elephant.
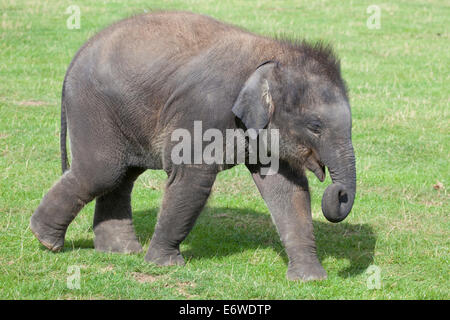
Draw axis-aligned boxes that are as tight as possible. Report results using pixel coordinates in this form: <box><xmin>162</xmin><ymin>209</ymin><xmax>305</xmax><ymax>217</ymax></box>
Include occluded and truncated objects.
<box><xmin>30</xmin><ymin>11</ymin><xmax>356</xmax><ymax>281</ymax></box>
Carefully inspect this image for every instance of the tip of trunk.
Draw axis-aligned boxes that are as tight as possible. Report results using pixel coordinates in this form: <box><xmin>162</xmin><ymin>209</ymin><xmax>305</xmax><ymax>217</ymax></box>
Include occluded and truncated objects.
<box><xmin>321</xmin><ymin>182</ymin><xmax>355</xmax><ymax>223</ymax></box>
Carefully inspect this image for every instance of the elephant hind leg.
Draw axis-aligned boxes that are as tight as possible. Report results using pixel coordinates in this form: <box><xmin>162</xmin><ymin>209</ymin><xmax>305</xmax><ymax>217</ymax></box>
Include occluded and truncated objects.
<box><xmin>30</xmin><ymin>158</ymin><xmax>128</xmax><ymax>252</ymax></box>
<box><xmin>93</xmin><ymin>167</ymin><xmax>144</xmax><ymax>254</ymax></box>
<box><xmin>30</xmin><ymin>169</ymin><xmax>94</xmax><ymax>251</ymax></box>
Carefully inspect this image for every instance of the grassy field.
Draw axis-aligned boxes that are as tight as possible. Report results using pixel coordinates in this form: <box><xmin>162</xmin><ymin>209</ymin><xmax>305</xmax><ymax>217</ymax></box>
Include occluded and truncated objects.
<box><xmin>0</xmin><ymin>0</ymin><xmax>448</xmax><ymax>299</ymax></box>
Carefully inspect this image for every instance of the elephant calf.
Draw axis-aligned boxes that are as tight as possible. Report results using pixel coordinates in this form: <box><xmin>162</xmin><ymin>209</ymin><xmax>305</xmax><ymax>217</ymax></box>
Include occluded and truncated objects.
<box><xmin>30</xmin><ymin>11</ymin><xmax>356</xmax><ymax>281</ymax></box>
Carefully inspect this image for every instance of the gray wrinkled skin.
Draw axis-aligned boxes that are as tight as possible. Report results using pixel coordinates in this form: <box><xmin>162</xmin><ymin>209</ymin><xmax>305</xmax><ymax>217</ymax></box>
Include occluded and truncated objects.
<box><xmin>30</xmin><ymin>11</ymin><xmax>356</xmax><ymax>281</ymax></box>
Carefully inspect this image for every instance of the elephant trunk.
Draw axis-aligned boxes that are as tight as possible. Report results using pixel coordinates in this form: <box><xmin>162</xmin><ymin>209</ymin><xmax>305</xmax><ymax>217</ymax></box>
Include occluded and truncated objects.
<box><xmin>321</xmin><ymin>142</ymin><xmax>356</xmax><ymax>223</ymax></box>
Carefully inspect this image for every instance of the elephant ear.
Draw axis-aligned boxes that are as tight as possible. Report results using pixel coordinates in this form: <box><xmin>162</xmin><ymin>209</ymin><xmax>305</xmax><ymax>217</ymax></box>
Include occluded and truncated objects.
<box><xmin>232</xmin><ymin>61</ymin><xmax>277</xmax><ymax>138</ymax></box>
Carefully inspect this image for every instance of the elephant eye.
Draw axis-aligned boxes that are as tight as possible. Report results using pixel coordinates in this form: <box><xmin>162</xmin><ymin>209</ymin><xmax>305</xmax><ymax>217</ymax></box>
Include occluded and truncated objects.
<box><xmin>307</xmin><ymin>120</ymin><xmax>322</xmax><ymax>135</ymax></box>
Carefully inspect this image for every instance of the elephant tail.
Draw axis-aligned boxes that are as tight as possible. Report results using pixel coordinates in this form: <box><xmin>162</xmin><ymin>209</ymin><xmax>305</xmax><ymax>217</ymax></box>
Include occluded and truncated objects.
<box><xmin>60</xmin><ymin>80</ymin><xmax>69</xmax><ymax>174</ymax></box>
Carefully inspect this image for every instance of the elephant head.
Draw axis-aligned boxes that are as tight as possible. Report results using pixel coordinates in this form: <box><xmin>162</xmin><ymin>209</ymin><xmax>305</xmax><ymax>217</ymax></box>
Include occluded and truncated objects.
<box><xmin>232</xmin><ymin>50</ymin><xmax>356</xmax><ymax>223</ymax></box>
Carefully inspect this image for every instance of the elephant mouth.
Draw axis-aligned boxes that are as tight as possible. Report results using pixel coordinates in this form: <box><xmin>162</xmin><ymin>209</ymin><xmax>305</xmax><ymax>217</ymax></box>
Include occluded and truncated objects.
<box><xmin>304</xmin><ymin>151</ymin><xmax>326</xmax><ymax>182</ymax></box>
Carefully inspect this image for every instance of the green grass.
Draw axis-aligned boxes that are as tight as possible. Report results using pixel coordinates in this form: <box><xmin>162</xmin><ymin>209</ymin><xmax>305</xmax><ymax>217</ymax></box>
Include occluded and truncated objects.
<box><xmin>0</xmin><ymin>0</ymin><xmax>448</xmax><ymax>299</ymax></box>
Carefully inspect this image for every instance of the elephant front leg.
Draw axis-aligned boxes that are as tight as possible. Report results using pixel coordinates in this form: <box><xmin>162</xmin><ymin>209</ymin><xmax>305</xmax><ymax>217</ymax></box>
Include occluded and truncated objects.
<box><xmin>145</xmin><ymin>166</ymin><xmax>216</xmax><ymax>266</ymax></box>
<box><xmin>249</xmin><ymin>163</ymin><xmax>327</xmax><ymax>281</ymax></box>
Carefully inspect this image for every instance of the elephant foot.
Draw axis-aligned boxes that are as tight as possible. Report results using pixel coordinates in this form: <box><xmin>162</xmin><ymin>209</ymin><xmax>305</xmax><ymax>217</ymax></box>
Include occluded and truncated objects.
<box><xmin>29</xmin><ymin>214</ymin><xmax>66</xmax><ymax>252</ymax></box>
<box><xmin>145</xmin><ymin>243</ymin><xmax>185</xmax><ymax>266</ymax></box>
<box><xmin>94</xmin><ymin>219</ymin><xmax>142</xmax><ymax>254</ymax></box>
<box><xmin>286</xmin><ymin>260</ymin><xmax>328</xmax><ymax>281</ymax></box>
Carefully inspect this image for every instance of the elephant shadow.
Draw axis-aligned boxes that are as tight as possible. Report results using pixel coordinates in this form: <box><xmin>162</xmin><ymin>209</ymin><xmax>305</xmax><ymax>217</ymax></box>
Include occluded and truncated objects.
<box><xmin>133</xmin><ymin>206</ymin><xmax>376</xmax><ymax>278</ymax></box>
